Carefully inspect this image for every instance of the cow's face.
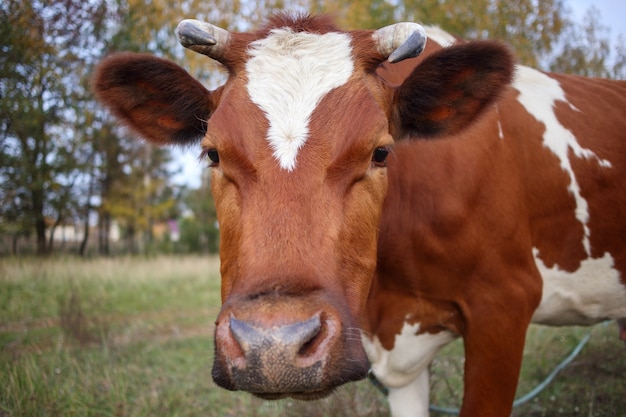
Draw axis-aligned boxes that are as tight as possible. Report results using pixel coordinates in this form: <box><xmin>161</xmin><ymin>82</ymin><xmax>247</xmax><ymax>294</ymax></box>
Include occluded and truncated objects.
<box><xmin>94</xmin><ymin>14</ymin><xmax>513</xmax><ymax>399</ymax></box>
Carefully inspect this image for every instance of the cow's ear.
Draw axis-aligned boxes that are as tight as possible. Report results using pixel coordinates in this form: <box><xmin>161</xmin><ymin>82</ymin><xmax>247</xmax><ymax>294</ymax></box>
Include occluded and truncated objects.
<box><xmin>393</xmin><ymin>41</ymin><xmax>514</xmax><ymax>138</ymax></box>
<box><xmin>93</xmin><ymin>52</ymin><xmax>214</xmax><ymax>146</ymax></box>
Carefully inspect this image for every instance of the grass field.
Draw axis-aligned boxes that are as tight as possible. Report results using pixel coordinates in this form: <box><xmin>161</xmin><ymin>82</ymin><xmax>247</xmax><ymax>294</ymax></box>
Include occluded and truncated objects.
<box><xmin>1</xmin><ymin>256</ymin><xmax>624</xmax><ymax>416</ymax></box>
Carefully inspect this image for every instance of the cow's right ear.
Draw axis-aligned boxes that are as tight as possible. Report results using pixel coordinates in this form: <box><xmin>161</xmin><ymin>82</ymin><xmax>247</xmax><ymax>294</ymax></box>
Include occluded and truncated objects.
<box><xmin>392</xmin><ymin>41</ymin><xmax>514</xmax><ymax>139</ymax></box>
<box><xmin>93</xmin><ymin>52</ymin><xmax>214</xmax><ymax>146</ymax></box>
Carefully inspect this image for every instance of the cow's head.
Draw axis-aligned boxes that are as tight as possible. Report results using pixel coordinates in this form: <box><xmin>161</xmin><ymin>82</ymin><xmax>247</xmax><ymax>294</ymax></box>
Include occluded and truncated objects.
<box><xmin>94</xmin><ymin>13</ymin><xmax>513</xmax><ymax>400</ymax></box>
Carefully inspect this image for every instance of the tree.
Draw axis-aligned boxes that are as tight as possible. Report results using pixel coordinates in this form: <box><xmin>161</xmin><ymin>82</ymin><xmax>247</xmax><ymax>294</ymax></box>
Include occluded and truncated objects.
<box><xmin>102</xmin><ymin>144</ymin><xmax>177</xmax><ymax>254</ymax></box>
<box><xmin>311</xmin><ymin>0</ymin><xmax>567</xmax><ymax>68</ymax></box>
<box><xmin>613</xmin><ymin>35</ymin><xmax>626</xmax><ymax>80</ymax></box>
<box><xmin>550</xmin><ymin>6</ymin><xmax>626</xmax><ymax>79</ymax></box>
<box><xmin>0</xmin><ymin>0</ymin><xmax>111</xmax><ymax>255</ymax></box>
<box><xmin>180</xmin><ymin>170</ymin><xmax>219</xmax><ymax>253</ymax></box>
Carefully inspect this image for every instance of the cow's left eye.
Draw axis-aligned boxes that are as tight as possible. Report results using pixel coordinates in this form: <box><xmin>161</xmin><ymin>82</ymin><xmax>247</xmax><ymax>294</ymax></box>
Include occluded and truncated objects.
<box><xmin>372</xmin><ymin>147</ymin><xmax>389</xmax><ymax>167</ymax></box>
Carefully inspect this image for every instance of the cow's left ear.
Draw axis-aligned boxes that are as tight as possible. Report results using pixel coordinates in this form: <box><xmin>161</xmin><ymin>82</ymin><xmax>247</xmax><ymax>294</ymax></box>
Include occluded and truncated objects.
<box><xmin>392</xmin><ymin>41</ymin><xmax>514</xmax><ymax>139</ymax></box>
<box><xmin>93</xmin><ymin>52</ymin><xmax>215</xmax><ymax>146</ymax></box>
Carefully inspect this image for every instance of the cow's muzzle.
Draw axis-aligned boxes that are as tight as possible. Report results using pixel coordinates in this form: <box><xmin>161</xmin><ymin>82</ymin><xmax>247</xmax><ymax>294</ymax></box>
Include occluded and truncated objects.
<box><xmin>211</xmin><ymin>298</ymin><xmax>368</xmax><ymax>399</ymax></box>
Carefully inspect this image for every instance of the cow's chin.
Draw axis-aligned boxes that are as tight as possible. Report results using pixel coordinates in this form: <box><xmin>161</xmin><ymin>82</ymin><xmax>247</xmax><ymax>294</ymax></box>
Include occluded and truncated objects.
<box><xmin>212</xmin><ymin>351</ymin><xmax>370</xmax><ymax>401</ymax></box>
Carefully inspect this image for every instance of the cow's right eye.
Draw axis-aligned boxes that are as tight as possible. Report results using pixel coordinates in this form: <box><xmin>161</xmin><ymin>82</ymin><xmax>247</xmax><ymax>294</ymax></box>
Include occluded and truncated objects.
<box><xmin>202</xmin><ymin>148</ymin><xmax>220</xmax><ymax>166</ymax></box>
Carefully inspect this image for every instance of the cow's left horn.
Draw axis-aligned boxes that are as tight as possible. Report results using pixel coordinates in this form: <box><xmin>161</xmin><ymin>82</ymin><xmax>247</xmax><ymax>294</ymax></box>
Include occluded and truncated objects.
<box><xmin>373</xmin><ymin>22</ymin><xmax>427</xmax><ymax>63</ymax></box>
<box><xmin>176</xmin><ymin>19</ymin><xmax>231</xmax><ymax>62</ymax></box>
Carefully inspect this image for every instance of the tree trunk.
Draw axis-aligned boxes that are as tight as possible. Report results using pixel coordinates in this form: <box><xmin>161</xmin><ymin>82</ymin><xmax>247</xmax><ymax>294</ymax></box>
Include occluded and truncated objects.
<box><xmin>79</xmin><ymin>176</ymin><xmax>94</xmax><ymax>256</ymax></box>
<box><xmin>32</xmin><ymin>187</ymin><xmax>48</xmax><ymax>255</ymax></box>
<box><xmin>79</xmin><ymin>210</ymin><xmax>90</xmax><ymax>256</ymax></box>
<box><xmin>12</xmin><ymin>234</ymin><xmax>18</xmax><ymax>256</ymax></box>
<box><xmin>127</xmin><ymin>223</ymin><xmax>137</xmax><ymax>254</ymax></box>
<box><xmin>35</xmin><ymin>216</ymin><xmax>47</xmax><ymax>255</ymax></box>
<box><xmin>47</xmin><ymin>214</ymin><xmax>63</xmax><ymax>254</ymax></box>
<box><xmin>99</xmin><ymin>212</ymin><xmax>110</xmax><ymax>255</ymax></box>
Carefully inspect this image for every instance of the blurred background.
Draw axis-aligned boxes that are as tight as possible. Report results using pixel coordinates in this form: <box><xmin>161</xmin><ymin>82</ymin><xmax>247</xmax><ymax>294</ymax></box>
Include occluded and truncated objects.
<box><xmin>1</xmin><ymin>0</ymin><xmax>624</xmax><ymax>257</ymax></box>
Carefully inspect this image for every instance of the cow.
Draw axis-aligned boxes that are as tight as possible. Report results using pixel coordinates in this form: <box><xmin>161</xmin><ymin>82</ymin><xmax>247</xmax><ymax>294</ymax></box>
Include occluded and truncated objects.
<box><xmin>93</xmin><ymin>13</ymin><xmax>626</xmax><ymax>417</ymax></box>
<box><xmin>365</xmin><ymin>26</ymin><xmax>626</xmax><ymax>417</ymax></box>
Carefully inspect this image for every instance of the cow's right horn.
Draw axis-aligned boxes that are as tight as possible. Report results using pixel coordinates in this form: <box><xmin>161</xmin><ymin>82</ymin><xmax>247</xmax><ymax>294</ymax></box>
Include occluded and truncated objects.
<box><xmin>373</xmin><ymin>22</ymin><xmax>427</xmax><ymax>63</ymax></box>
<box><xmin>176</xmin><ymin>19</ymin><xmax>231</xmax><ymax>62</ymax></box>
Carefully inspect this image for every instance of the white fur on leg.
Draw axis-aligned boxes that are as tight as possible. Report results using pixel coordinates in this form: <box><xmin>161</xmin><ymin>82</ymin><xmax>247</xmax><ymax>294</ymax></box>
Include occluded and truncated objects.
<box><xmin>387</xmin><ymin>370</ymin><xmax>431</xmax><ymax>417</ymax></box>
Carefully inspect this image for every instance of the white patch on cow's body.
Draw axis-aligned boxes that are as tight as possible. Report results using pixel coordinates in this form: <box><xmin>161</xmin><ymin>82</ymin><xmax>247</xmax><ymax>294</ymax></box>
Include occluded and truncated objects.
<box><xmin>532</xmin><ymin>249</ymin><xmax>626</xmax><ymax>325</ymax></box>
<box><xmin>362</xmin><ymin>322</ymin><xmax>455</xmax><ymax>417</ymax></box>
<box><xmin>495</xmin><ymin>106</ymin><xmax>504</xmax><ymax>139</ymax></box>
<box><xmin>424</xmin><ymin>26</ymin><xmax>455</xmax><ymax>47</ymax></box>
<box><xmin>245</xmin><ymin>29</ymin><xmax>354</xmax><ymax>171</ymax></box>
<box><xmin>513</xmin><ymin>66</ymin><xmax>612</xmax><ymax>254</ymax></box>
<box><xmin>362</xmin><ymin>322</ymin><xmax>455</xmax><ymax>387</ymax></box>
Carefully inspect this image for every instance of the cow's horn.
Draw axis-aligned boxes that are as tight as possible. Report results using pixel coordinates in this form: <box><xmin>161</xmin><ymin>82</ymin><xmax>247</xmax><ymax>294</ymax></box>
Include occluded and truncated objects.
<box><xmin>176</xmin><ymin>19</ymin><xmax>231</xmax><ymax>61</ymax></box>
<box><xmin>373</xmin><ymin>22</ymin><xmax>427</xmax><ymax>63</ymax></box>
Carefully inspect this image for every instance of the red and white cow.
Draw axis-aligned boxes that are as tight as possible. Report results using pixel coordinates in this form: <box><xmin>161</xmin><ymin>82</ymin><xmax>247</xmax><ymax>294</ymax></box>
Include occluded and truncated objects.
<box><xmin>93</xmin><ymin>13</ymin><xmax>626</xmax><ymax>417</ymax></box>
<box><xmin>365</xmin><ymin>25</ymin><xmax>626</xmax><ymax>417</ymax></box>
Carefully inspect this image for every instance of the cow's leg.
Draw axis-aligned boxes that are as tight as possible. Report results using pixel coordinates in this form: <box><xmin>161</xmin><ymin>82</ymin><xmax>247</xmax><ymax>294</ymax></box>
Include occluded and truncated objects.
<box><xmin>460</xmin><ymin>323</ymin><xmax>527</xmax><ymax>416</ymax></box>
<box><xmin>457</xmin><ymin>267</ymin><xmax>543</xmax><ymax>417</ymax></box>
<box><xmin>387</xmin><ymin>369</ymin><xmax>430</xmax><ymax>417</ymax></box>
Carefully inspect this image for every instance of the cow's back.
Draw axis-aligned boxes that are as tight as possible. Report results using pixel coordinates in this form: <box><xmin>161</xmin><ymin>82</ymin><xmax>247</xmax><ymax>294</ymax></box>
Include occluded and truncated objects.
<box><xmin>506</xmin><ymin>68</ymin><xmax>626</xmax><ymax>324</ymax></box>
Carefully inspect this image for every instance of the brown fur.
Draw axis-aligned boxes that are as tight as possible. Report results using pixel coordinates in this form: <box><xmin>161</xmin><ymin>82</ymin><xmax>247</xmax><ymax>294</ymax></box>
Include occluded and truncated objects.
<box><xmin>93</xmin><ymin>53</ymin><xmax>213</xmax><ymax>145</ymax></box>
<box><xmin>93</xmin><ymin>13</ymin><xmax>626</xmax><ymax>417</ymax></box>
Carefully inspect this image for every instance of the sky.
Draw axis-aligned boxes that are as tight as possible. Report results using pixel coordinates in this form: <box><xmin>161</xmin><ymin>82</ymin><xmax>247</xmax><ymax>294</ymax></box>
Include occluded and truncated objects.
<box><xmin>570</xmin><ymin>0</ymin><xmax>625</xmax><ymax>43</ymax></box>
<box><xmin>171</xmin><ymin>0</ymin><xmax>626</xmax><ymax>189</ymax></box>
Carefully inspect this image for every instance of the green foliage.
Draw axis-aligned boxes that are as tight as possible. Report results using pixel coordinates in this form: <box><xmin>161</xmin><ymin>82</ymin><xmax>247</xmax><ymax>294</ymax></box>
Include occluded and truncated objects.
<box><xmin>178</xmin><ymin>217</ymin><xmax>220</xmax><ymax>254</ymax></box>
<box><xmin>550</xmin><ymin>6</ymin><xmax>626</xmax><ymax>79</ymax></box>
<box><xmin>313</xmin><ymin>0</ymin><xmax>623</xmax><ymax>75</ymax></box>
<box><xmin>176</xmin><ymin>173</ymin><xmax>220</xmax><ymax>254</ymax></box>
<box><xmin>0</xmin><ymin>0</ymin><xmax>114</xmax><ymax>254</ymax></box>
<box><xmin>101</xmin><ymin>145</ymin><xmax>178</xmax><ymax>253</ymax></box>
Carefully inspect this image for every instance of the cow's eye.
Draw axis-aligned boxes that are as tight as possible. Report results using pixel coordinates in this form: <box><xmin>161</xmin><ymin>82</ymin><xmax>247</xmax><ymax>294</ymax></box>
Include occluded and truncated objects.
<box><xmin>372</xmin><ymin>147</ymin><xmax>389</xmax><ymax>167</ymax></box>
<box><xmin>202</xmin><ymin>148</ymin><xmax>220</xmax><ymax>167</ymax></box>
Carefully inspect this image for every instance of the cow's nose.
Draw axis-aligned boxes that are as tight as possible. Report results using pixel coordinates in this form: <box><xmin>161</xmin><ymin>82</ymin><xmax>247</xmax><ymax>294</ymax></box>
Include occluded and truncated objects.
<box><xmin>214</xmin><ymin>313</ymin><xmax>336</xmax><ymax>395</ymax></box>
<box><xmin>230</xmin><ymin>314</ymin><xmax>323</xmax><ymax>364</ymax></box>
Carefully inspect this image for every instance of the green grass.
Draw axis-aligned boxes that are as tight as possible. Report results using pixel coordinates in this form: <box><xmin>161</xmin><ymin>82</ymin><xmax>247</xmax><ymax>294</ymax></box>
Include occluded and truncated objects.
<box><xmin>429</xmin><ymin>324</ymin><xmax>626</xmax><ymax>416</ymax></box>
<box><xmin>0</xmin><ymin>256</ymin><xmax>385</xmax><ymax>417</ymax></box>
<box><xmin>1</xmin><ymin>256</ymin><xmax>624</xmax><ymax>416</ymax></box>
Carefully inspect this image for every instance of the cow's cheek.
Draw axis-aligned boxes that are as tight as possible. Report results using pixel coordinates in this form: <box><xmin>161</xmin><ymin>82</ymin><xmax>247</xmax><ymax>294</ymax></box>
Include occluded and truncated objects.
<box><xmin>211</xmin><ymin>171</ymin><xmax>242</xmax><ymax>302</ymax></box>
<box><xmin>339</xmin><ymin>168</ymin><xmax>388</xmax><ymax>317</ymax></box>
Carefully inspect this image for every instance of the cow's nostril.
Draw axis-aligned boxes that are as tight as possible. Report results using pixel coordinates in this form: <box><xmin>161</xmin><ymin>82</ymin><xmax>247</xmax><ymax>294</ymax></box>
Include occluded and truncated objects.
<box><xmin>297</xmin><ymin>332</ymin><xmax>318</xmax><ymax>356</ymax></box>
<box><xmin>297</xmin><ymin>320</ymin><xmax>325</xmax><ymax>358</ymax></box>
<box><xmin>229</xmin><ymin>315</ymin><xmax>262</xmax><ymax>355</ymax></box>
<box><xmin>228</xmin><ymin>314</ymin><xmax>326</xmax><ymax>364</ymax></box>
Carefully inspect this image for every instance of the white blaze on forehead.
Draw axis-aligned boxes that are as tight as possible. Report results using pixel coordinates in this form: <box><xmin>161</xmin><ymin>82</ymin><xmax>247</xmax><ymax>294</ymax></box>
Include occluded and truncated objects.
<box><xmin>245</xmin><ymin>28</ymin><xmax>355</xmax><ymax>171</ymax></box>
<box><xmin>513</xmin><ymin>66</ymin><xmax>612</xmax><ymax>255</ymax></box>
